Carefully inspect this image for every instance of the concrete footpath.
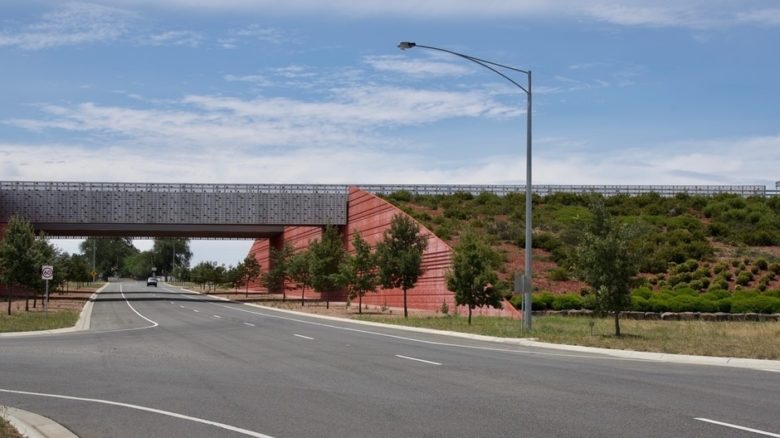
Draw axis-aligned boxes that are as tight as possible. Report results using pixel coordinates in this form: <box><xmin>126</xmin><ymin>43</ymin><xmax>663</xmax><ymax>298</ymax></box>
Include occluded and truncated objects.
<box><xmin>1</xmin><ymin>406</ymin><xmax>77</xmax><ymax>438</ymax></box>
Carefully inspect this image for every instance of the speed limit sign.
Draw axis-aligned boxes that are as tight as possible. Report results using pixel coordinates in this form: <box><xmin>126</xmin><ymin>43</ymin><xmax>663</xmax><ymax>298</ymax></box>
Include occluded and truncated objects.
<box><xmin>41</xmin><ymin>265</ymin><xmax>54</xmax><ymax>280</ymax></box>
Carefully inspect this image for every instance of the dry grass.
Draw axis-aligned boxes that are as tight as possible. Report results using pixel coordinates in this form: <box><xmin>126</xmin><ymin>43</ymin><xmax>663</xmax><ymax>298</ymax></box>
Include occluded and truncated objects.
<box><xmin>0</xmin><ymin>415</ymin><xmax>23</xmax><ymax>438</ymax></box>
<box><xmin>358</xmin><ymin>314</ymin><xmax>780</xmax><ymax>360</ymax></box>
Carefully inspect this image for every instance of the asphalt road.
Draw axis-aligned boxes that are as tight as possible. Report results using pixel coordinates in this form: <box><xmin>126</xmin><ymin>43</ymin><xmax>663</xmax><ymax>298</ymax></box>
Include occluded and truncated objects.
<box><xmin>1</xmin><ymin>280</ymin><xmax>778</xmax><ymax>438</ymax></box>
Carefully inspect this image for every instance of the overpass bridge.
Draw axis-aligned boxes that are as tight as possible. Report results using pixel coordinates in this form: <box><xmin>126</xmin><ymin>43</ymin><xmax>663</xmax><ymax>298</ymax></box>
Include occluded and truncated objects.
<box><xmin>0</xmin><ymin>181</ymin><xmax>347</xmax><ymax>238</ymax></box>
<box><xmin>1</xmin><ymin>180</ymin><xmax>776</xmax><ymax>239</ymax></box>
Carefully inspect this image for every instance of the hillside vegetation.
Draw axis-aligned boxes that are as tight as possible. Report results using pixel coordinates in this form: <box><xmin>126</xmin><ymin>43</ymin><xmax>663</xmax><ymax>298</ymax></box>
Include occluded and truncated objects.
<box><xmin>383</xmin><ymin>191</ymin><xmax>780</xmax><ymax>313</ymax></box>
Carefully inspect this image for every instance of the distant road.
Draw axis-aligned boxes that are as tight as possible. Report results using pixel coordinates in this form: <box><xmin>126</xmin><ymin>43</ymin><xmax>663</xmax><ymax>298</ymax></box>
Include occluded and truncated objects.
<box><xmin>1</xmin><ymin>281</ymin><xmax>778</xmax><ymax>437</ymax></box>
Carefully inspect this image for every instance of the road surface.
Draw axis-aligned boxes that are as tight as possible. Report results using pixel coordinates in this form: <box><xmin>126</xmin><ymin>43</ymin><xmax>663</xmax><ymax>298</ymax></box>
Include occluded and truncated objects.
<box><xmin>1</xmin><ymin>281</ymin><xmax>778</xmax><ymax>437</ymax></box>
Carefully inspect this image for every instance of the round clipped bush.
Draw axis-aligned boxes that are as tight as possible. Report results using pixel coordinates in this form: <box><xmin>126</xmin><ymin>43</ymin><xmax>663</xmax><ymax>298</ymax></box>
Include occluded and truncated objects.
<box><xmin>736</xmin><ymin>271</ymin><xmax>753</xmax><ymax>286</ymax></box>
<box><xmin>756</xmin><ymin>259</ymin><xmax>769</xmax><ymax>270</ymax></box>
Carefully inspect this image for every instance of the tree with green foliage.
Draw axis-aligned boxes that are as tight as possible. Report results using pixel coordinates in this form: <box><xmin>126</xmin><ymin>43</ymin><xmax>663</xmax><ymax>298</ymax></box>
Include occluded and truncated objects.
<box><xmin>339</xmin><ymin>232</ymin><xmax>378</xmax><ymax>314</ymax></box>
<box><xmin>62</xmin><ymin>253</ymin><xmax>91</xmax><ymax>291</ymax></box>
<box><xmin>191</xmin><ymin>261</ymin><xmax>224</xmax><ymax>292</ymax></box>
<box><xmin>0</xmin><ymin>216</ymin><xmax>35</xmax><ymax>313</ymax></box>
<box><xmin>241</xmin><ymin>254</ymin><xmax>262</xmax><ymax>297</ymax></box>
<box><xmin>376</xmin><ymin>214</ymin><xmax>428</xmax><ymax>318</ymax></box>
<box><xmin>263</xmin><ymin>243</ymin><xmax>293</xmax><ymax>301</ymax></box>
<box><xmin>226</xmin><ymin>262</ymin><xmax>244</xmax><ymax>292</ymax></box>
<box><xmin>309</xmin><ymin>225</ymin><xmax>347</xmax><ymax>309</ymax></box>
<box><xmin>446</xmin><ymin>232</ymin><xmax>503</xmax><ymax>325</ymax></box>
<box><xmin>575</xmin><ymin>200</ymin><xmax>645</xmax><ymax>336</ymax></box>
<box><xmin>80</xmin><ymin>237</ymin><xmax>138</xmax><ymax>279</ymax></box>
<box><xmin>287</xmin><ymin>249</ymin><xmax>313</xmax><ymax>306</ymax></box>
<box><xmin>151</xmin><ymin>238</ymin><xmax>192</xmax><ymax>281</ymax></box>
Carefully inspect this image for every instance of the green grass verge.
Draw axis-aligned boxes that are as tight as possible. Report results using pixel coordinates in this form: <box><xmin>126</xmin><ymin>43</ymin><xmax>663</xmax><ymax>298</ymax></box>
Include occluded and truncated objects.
<box><xmin>0</xmin><ymin>310</ymin><xmax>79</xmax><ymax>333</ymax></box>
<box><xmin>356</xmin><ymin>314</ymin><xmax>780</xmax><ymax>360</ymax></box>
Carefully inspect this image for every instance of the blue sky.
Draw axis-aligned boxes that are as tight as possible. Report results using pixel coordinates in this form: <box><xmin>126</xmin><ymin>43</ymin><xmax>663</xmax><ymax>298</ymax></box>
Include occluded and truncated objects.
<box><xmin>2</xmin><ymin>0</ymin><xmax>779</xmax><ymax>265</ymax></box>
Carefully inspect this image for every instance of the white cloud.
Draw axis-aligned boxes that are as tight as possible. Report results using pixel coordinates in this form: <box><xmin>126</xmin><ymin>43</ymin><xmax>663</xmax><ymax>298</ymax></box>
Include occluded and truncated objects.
<box><xmin>94</xmin><ymin>0</ymin><xmax>780</xmax><ymax>29</ymax></box>
<box><xmin>0</xmin><ymin>3</ymin><xmax>134</xmax><ymax>50</ymax></box>
<box><xmin>139</xmin><ymin>30</ymin><xmax>203</xmax><ymax>47</ymax></box>
<box><xmin>364</xmin><ymin>55</ymin><xmax>473</xmax><ymax>77</ymax></box>
<box><xmin>736</xmin><ymin>8</ymin><xmax>780</xmax><ymax>26</ymax></box>
<box><xmin>2</xmin><ymin>134</ymin><xmax>778</xmax><ymax>188</ymax></box>
<box><xmin>6</xmin><ymin>86</ymin><xmax>520</xmax><ymax>151</ymax></box>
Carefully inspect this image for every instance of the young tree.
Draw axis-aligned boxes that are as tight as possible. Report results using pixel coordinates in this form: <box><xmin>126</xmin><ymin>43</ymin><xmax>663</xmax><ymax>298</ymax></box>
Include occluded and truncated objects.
<box><xmin>287</xmin><ymin>249</ymin><xmax>313</xmax><ymax>306</ymax></box>
<box><xmin>241</xmin><ymin>254</ymin><xmax>262</xmax><ymax>297</ymax></box>
<box><xmin>0</xmin><ymin>216</ymin><xmax>40</xmax><ymax>314</ymax></box>
<box><xmin>574</xmin><ymin>199</ymin><xmax>645</xmax><ymax>336</ymax></box>
<box><xmin>226</xmin><ymin>262</ymin><xmax>244</xmax><ymax>292</ymax></box>
<box><xmin>446</xmin><ymin>232</ymin><xmax>503</xmax><ymax>325</ymax></box>
<box><xmin>263</xmin><ymin>243</ymin><xmax>293</xmax><ymax>301</ymax></box>
<box><xmin>375</xmin><ymin>214</ymin><xmax>429</xmax><ymax>318</ymax></box>
<box><xmin>339</xmin><ymin>232</ymin><xmax>378</xmax><ymax>314</ymax></box>
<box><xmin>309</xmin><ymin>225</ymin><xmax>346</xmax><ymax>309</ymax></box>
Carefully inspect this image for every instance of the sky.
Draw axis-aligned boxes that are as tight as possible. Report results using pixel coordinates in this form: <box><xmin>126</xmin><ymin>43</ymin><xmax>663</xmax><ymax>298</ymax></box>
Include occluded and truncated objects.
<box><xmin>1</xmin><ymin>0</ymin><xmax>779</xmax><ymax>266</ymax></box>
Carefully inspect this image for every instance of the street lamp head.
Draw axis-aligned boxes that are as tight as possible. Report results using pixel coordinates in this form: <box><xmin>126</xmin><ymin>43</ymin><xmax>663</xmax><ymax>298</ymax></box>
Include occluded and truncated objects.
<box><xmin>398</xmin><ymin>41</ymin><xmax>416</xmax><ymax>50</ymax></box>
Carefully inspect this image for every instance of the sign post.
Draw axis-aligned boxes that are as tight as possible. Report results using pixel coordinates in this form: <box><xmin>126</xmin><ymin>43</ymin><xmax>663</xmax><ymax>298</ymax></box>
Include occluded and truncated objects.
<box><xmin>41</xmin><ymin>265</ymin><xmax>53</xmax><ymax>315</ymax></box>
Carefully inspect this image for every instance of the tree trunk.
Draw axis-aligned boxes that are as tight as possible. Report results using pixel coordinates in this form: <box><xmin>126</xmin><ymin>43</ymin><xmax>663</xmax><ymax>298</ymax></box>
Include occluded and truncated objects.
<box><xmin>245</xmin><ymin>282</ymin><xmax>249</xmax><ymax>298</ymax></box>
<box><xmin>614</xmin><ymin>311</ymin><xmax>621</xmax><ymax>337</ymax></box>
<box><xmin>468</xmin><ymin>306</ymin><xmax>472</xmax><ymax>325</ymax></box>
<box><xmin>301</xmin><ymin>286</ymin><xmax>305</xmax><ymax>306</ymax></box>
<box><xmin>25</xmin><ymin>297</ymin><xmax>29</xmax><ymax>312</ymax></box>
<box><xmin>403</xmin><ymin>287</ymin><xmax>408</xmax><ymax>318</ymax></box>
<box><xmin>358</xmin><ymin>294</ymin><xmax>362</xmax><ymax>315</ymax></box>
<box><xmin>326</xmin><ymin>294</ymin><xmax>329</xmax><ymax>309</ymax></box>
<box><xmin>6</xmin><ymin>290</ymin><xmax>10</xmax><ymax>316</ymax></box>
<box><xmin>33</xmin><ymin>294</ymin><xmax>37</xmax><ymax>308</ymax></box>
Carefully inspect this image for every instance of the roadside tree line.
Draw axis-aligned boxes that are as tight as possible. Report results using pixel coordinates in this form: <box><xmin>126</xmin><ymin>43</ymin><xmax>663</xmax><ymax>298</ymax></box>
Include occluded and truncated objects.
<box><xmin>186</xmin><ymin>214</ymin><xmax>512</xmax><ymax>323</ymax></box>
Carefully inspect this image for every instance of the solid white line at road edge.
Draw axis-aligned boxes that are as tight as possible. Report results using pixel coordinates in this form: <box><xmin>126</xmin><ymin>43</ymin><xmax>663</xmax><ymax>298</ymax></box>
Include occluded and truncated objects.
<box><xmin>120</xmin><ymin>284</ymin><xmax>158</xmax><ymax>328</ymax></box>
<box><xmin>0</xmin><ymin>388</ymin><xmax>274</xmax><ymax>438</ymax></box>
<box><xmin>293</xmin><ymin>334</ymin><xmax>314</xmax><ymax>340</ymax></box>
<box><xmin>395</xmin><ymin>355</ymin><xmax>442</xmax><ymax>366</ymax></box>
<box><xmin>694</xmin><ymin>418</ymin><xmax>780</xmax><ymax>437</ymax></box>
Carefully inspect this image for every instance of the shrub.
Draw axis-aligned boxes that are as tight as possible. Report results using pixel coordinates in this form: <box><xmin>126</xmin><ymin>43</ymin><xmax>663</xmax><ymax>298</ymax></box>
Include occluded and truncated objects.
<box><xmin>552</xmin><ymin>294</ymin><xmax>583</xmax><ymax>310</ymax></box>
<box><xmin>709</xmin><ymin>278</ymin><xmax>729</xmax><ymax>291</ymax></box>
<box><xmin>769</xmin><ymin>263</ymin><xmax>780</xmax><ymax>274</ymax></box>
<box><xmin>712</xmin><ymin>263</ymin><xmax>727</xmax><ymax>274</ymax></box>
<box><xmin>631</xmin><ymin>287</ymin><xmax>652</xmax><ymax>300</ymax></box>
<box><xmin>736</xmin><ymin>271</ymin><xmax>753</xmax><ymax>286</ymax></box>
<box><xmin>631</xmin><ymin>296</ymin><xmax>651</xmax><ymax>312</ymax></box>
<box><xmin>388</xmin><ymin>190</ymin><xmax>413</xmax><ymax>202</ymax></box>
<box><xmin>756</xmin><ymin>259</ymin><xmax>769</xmax><ymax>270</ymax></box>
<box><xmin>548</xmin><ymin>267</ymin><xmax>569</xmax><ymax>281</ymax></box>
<box><xmin>532</xmin><ymin>292</ymin><xmax>555</xmax><ymax>310</ymax></box>
<box><xmin>648</xmin><ymin>297</ymin><xmax>670</xmax><ymax>313</ymax></box>
<box><xmin>750</xmin><ymin>266</ymin><xmax>760</xmax><ymax>275</ymax></box>
<box><xmin>730</xmin><ymin>296</ymin><xmax>780</xmax><ymax>314</ymax></box>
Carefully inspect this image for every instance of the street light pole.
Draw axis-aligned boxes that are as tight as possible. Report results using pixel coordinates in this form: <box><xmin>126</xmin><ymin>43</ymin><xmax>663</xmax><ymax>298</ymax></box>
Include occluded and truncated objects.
<box><xmin>398</xmin><ymin>41</ymin><xmax>534</xmax><ymax>330</ymax></box>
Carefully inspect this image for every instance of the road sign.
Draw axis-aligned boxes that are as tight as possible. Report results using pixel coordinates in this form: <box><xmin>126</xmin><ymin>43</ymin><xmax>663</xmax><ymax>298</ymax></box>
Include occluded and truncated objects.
<box><xmin>91</xmin><ymin>270</ymin><xmax>97</xmax><ymax>278</ymax></box>
<box><xmin>41</xmin><ymin>265</ymin><xmax>54</xmax><ymax>280</ymax></box>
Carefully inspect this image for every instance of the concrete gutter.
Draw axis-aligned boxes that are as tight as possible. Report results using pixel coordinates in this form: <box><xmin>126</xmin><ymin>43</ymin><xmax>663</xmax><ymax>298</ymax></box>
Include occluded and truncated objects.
<box><xmin>1</xmin><ymin>406</ymin><xmax>77</xmax><ymax>438</ymax></box>
<box><xmin>187</xmin><ymin>289</ymin><xmax>780</xmax><ymax>372</ymax></box>
<box><xmin>0</xmin><ymin>284</ymin><xmax>106</xmax><ymax>338</ymax></box>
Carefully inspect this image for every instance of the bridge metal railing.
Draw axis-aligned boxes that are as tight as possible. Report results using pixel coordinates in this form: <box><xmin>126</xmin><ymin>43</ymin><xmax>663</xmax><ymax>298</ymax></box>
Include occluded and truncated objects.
<box><xmin>358</xmin><ymin>184</ymin><xmax>774</xmax><ymax>197</ymax></box>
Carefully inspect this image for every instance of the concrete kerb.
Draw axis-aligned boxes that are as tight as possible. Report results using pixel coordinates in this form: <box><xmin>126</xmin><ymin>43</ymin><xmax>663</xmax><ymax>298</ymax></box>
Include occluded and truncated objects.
<box><xmin>0</xmin><ymin>283</ymin><xmax>106</xmax><ymax>338</ymax></box>
<box><xmin>1</xmin><ymin>406</ymin><xmax>78</xmax><ymax>438</ymax></box>
<box><xmin>184</xmin><ymin>288</ymin><xmax>780</xmax><ymax>372</ymax></box>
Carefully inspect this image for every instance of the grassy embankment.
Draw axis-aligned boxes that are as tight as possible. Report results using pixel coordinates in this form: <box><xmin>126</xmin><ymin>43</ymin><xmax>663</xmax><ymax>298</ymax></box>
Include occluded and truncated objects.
<box><xmin>357</xmin><ymin>314</ymin><xmax>780</xmax><ymax>360</ymax></box>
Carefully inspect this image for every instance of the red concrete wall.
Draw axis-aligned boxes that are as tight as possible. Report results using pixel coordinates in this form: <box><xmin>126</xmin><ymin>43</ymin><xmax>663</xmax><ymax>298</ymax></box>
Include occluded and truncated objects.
<box><xmin>244</xmin><ymin>187</ymin><xmax>519</xmax><ymax>317</ymax></box>
<box><xmin>343</xmin><ymin>187</ymin><xmax>455</xmax><ymax>311</ymax></box>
